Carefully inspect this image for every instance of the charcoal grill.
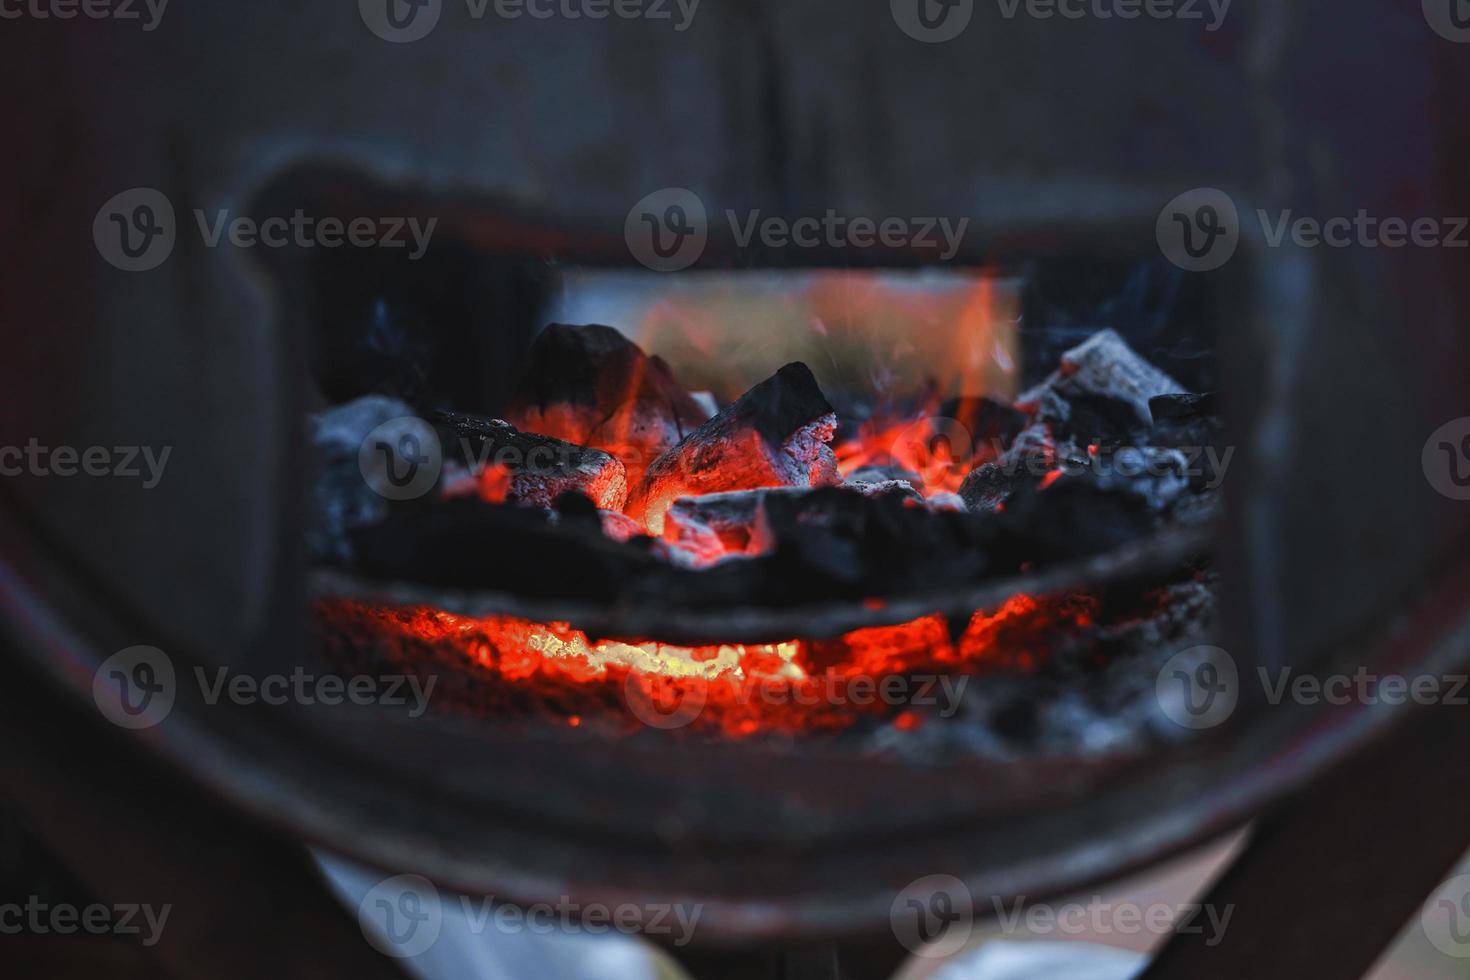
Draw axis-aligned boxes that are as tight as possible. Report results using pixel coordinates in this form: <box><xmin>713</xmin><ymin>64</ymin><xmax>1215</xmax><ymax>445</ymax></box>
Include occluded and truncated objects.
<box><xmin>2</xmin><ymin>2</ymin><xmax>1470</xmax><ymax>978</ymax></box>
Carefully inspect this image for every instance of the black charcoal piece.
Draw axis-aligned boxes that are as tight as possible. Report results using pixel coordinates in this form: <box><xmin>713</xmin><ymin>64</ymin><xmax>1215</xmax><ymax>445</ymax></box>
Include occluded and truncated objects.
<box><xmin>505</xmin><ymin>324</ymin><xmax>709</xmax><ymax>483</ymax></box>
<box><xmin>434</xmin><ymin>410</ymin><xmax>628</xmax><ymax>510</ymax></box>
<box><xmin>308</xmin><ymin>395</ymin><xmax>416</xmax><ymax>563</ymax></box>
<box><xmin>1019</xmin><ymin>329</ymin><xmax>1186</xmax><ymax>428</ymax></box>
<box><xmin>627</xmin><ymin>363</ymin><xmax>841</xmax><ymax>534</ymax></box>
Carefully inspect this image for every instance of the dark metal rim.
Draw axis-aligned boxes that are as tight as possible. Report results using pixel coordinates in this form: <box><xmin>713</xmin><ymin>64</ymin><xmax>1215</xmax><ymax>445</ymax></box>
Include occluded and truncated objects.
<box><xmin>309</xmin><ymin>523</ymin><xmax>1213</xmax><ymax>644</ymax></box>
<box><xmin>5</xmin><ymin>524</ymin><xmax>1469</xmax><ymax>942</ymax></box>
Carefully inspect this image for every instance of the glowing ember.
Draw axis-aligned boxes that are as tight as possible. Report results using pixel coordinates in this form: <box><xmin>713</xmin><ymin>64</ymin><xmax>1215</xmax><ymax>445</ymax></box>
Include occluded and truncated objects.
<box><xmin>313</xmin><ymin>592</ymin><xmax>1098</xmax><ymax>736</ymax></box>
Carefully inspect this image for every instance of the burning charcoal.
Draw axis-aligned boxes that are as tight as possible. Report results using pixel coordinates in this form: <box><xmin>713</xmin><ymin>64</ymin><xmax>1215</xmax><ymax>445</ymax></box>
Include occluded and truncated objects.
<box><xmin>991</xmin><ymin>448</ymin><xmax>1188</xmax><ymax>564</ymax></box>
<box><xmin>1089</xmin><ymin>447</ymin><xmax>1191</xmax><ymax>511</ymax></box>
<box><xmin>960</xmin><ymin>461</ymin><xmax>1037</xmax><ymax>512</ymax></box>
<box><xmin>1147</xmin><ymin>393</ymin><xmax>1225</xmax><ymax>480</ymax></box>
<box><xmin>752</xmin><ymin>487</ymin><xmax>990</xmax><ymax>594</ymax></box>
<box><xmin>924</xmin><ymin>492</ymin><xmax>968</xmax><ymax>512</ymax></box>
<box><xmin>663</xmin><ymin>489</ymin><xmax>795</xmax><ymax>559</ymax></box>
<box><xmin>664</xmin><ymin>482</ymin><xmax>933</xmax><ymax>567</ymax></box>
<box><xmin>433</xmin><ymin>410</ymin><xmax>628</xmax><ymax>511</ymax></box>
<box><xmin>504</xmin><ymin>324</ymin><xmax>710</xmax><ymax>486</ymax></box>
<box><xmin>846</xmin><ymin>479</ymin><xmax>924</xmax><ymax>502</ymax></box>
<box><xmin>308</xmin><ymin>395</ymin><xmax>415</xmax><ymax>563</ymax></box>
<box><xmin>626</xmin><ymin>363</ymin><xmax>841</xmax><ymax>534</ymax></box>
<box><xmin>1058</xmin><ymin>394</ymin><xmax>1153</xmax><ymax>446</ymax></box>
<box><xmin>628</xmin><ymin>487</ymin><xmax>995</xmax><ymax>608</ymax></box>
<box><xmin>958</xmin><ymin>422</ymin><xmax>1072</xmax><ymax>512</ymax></box>
<box><xmin>847</xmin><ymin>464</ymin><xmax>923</xmax><ymax>486</ymax></box>
<box><xmin>598</xmin><ymin>509</ymin><xmax>645</xmax><ymax>544</ymax></box>
<box><xmin>1018</xmin><ymin>329</ymin><xmax>1185</xmax><ymax>429</ymax></box>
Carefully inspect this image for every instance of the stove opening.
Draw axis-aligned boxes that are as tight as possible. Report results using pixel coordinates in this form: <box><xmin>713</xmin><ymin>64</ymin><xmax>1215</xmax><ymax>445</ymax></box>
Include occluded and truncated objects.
<box><xmin>275</xmin><ymin>173</ymin><xmax>1231</xmax><ymax>753</ymax></box>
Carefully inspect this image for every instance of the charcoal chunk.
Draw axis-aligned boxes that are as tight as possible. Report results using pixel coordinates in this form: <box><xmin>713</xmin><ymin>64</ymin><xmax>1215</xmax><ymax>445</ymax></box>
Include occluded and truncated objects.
<box><xmin>1145</xmin><ymin>393</ymin><xmax>1225</xmax><ymax>489</ymax></box>
<box><xmin>661</xmin><ymin>482</ymin><xmax>935</xmax><ymax>567</ymax></box>
<box><xmin>1149</xmin><ymin>392</ymin><xmax>1219</xmax><ymax>422</ymax></box>
<box><xmin>349</xmin><ymin>496</ymin><xmax>663</xmax><ymax>600</ymax></box>
<box><xmin>308</xmin><ymin>395</ymin><xmax>415</xmax><ymax>563</ymax></box>
<box><xmin>960</xmin><ymin>460</ymin><xmax>1042</xmax><ymax>512</ymax></box>
<box><xmin>630</xmin><ymin>487</ymin><xmax>995</xmax><ymax>608</ymax></box>
<box><xmin>627</xmin><ymin>363</ymin><xmax>841</xmax><ymax>534</ymax></box>
<box><xmin>848</xmin><ymin>464</ymin><xmax>923</xmax><ymax>486</ymax></box>
<box><xmin>434</xmin><ymin>410</ymin><xmax>628</xmax><ymax>510</ymax></box>
<box><xmin>942</xmin><ymin>397</ymin><xmax>1029</xmax><ymax>457</ymax></box>
<box><xmin>504</xmin><ymin>324</ymin><xmax>709</xmax><ymax>484</ymax></box>
<box><xmin>990</xmin><ymin>448</ymin><xmax>1188</xmax><ymax>565</ymax></box>
<box><xmin>1088</xmin><ymin>447</ymin><xmax>1190</xmax><ymax>511</ymax></box>
<box><xmin>1019</xmin><ymin>329</ymin><xmax>1185</xmax><ymax>429</ymax></box>
<box><xmin>993</xmin><ymin>475</ymin><xmax>1160</xmax><ymax>565</ymax></box>
<box><xmin>663</xmin><ymin>488</ymin><xmax>798</xmax><ymax>562</ymax></box>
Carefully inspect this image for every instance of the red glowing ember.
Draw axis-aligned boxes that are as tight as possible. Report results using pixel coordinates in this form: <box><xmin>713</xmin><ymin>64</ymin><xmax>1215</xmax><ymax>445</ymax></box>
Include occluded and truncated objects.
<box><xmin>314</xmin><ymin>593</ymin><xmax>1098</xmax><ymax>736</ymax></box>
